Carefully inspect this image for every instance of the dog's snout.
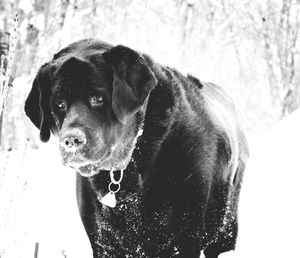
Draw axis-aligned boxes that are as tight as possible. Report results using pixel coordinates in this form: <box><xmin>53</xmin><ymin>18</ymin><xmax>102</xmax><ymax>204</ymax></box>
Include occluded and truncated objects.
<box><xmin>61</xmin><ymin>130</ymin><xmax>87</xmax><ymax>151</ymax></box>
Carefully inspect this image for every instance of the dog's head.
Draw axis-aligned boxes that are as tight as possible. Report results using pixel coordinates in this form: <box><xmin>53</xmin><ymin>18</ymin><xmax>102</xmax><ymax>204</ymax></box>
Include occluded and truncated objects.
<box><xmin>25</xmin><ymin>41</ymin><xmax>157</xmax><ymax>176</ymax></box>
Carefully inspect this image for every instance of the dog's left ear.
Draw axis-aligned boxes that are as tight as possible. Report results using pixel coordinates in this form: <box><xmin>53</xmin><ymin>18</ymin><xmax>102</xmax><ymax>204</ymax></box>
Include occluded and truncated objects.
<box><xmin>102</xmin><ymin>45</ymin><xmax>157</xmax><ymax>124</ymax></box>
<box><xmin>25</xmin><ymin>64</ymin><xmax>54</xmax><ymax>142</ymax></box>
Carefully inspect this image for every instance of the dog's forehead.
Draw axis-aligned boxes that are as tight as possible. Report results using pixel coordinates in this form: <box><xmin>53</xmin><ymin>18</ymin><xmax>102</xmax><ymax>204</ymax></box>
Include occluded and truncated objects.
<box><xmin>52</xmin><ymin>54</ymin><xmax>112</xmax><ymax>96</ymax></box>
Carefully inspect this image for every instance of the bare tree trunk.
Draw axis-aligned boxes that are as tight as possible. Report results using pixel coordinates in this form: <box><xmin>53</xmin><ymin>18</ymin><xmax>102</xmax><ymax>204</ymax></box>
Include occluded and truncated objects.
<box><xmin>34</xmin><ymin>0</ymin><xmax>52</xmax><ymax>31</ymax></box>
<box><xmin>0</xmin><ymin>31</ymin><xmax>10</xmax><ymax>147</ymax></box>
<box><xmin>280</xmin><ymin>1</ymin><xmax>300</xmax><ymax>117</ymax></box>
<box><xmin>34</xmin><ymin>242</ymin><xmax>39</xmax><ymax>258</ymax></box>
<box><xmin>255</xmin><ymin>0</ymin><xmax>300</xmax><ymax>118</ymax></box>
<box><xmin>179</xmin><ymin>0</ymin><xmax>195</xmax><ymax>64</ymax></box>
<box><xmin>59</xmin><ymin>0</ymin><xmax>70</xmax><ymax>29</ymax></box>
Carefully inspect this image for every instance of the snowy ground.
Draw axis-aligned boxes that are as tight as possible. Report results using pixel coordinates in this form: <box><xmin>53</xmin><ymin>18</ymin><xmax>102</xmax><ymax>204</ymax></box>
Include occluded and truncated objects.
<box><xmin>1</xmin><ymin>109</ymin><xmax>300</xmax><ymax>257</ymax></box>
<box><xmin>0</xmin><ymin>141</ymin><xmax>92</xmax><ymax>258</ymax></box>
<box><xmin>233</xmin><ymin>109</ymin><xmax>300</xmax><ymax>258</ymax></box>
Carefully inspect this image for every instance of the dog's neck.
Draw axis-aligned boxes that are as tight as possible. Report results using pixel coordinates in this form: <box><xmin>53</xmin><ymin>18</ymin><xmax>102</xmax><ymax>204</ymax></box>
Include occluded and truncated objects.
<box><xmin>88</xmin><ymin>116</ymin><xmax>145</xmax><ymax>203</ymax></box>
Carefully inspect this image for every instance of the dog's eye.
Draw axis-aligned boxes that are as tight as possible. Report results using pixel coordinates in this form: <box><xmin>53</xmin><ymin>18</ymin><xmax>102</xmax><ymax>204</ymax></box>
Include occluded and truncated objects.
<box><xmin>90</xmin><ymin>95</ymin><xmax>103</xmax><ymax>107</ymax></box>
<box><xmin>55</xmin><ymin>99</ymin><xmax>67</xmax><ymax>110</ymax></box>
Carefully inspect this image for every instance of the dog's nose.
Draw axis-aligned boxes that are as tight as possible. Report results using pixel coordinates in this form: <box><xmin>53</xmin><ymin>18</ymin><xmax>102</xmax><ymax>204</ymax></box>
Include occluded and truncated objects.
<box><xmin>62</xmin><ymin>131</ymin><xmax>87</xmax><ymax>151</ymax></box>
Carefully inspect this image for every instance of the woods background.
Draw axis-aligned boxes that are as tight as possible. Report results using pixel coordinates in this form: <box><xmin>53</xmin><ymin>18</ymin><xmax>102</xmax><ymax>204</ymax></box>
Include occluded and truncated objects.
<box><xmin>1</xmin><ymin>0</ymin><xmax>300</xmax><ymax>257</ymax></box>
<box><xmin>1</xmin><ymin>0</ymin><xmax>300</xmax><ymax>150</ymax></box>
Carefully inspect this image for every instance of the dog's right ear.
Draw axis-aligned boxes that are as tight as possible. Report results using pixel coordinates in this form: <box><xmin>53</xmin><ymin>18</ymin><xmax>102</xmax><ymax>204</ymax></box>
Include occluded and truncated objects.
<box><xmin>103</xmin><ymin>45</ymin><xmax>157</xmax><ymax>125</ymax></box>
<box><xmin>25</xmin><ymin>64</ymin><xmax>53</xmax><ymax>142</ymax></box>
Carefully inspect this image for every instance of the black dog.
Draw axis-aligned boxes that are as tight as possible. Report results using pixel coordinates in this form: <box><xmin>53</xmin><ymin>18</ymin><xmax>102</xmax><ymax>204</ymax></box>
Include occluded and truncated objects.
<box><xmin>25</xmin><ymin>39</ymin><xmax>248</xmax><ymax>258</ymax></box>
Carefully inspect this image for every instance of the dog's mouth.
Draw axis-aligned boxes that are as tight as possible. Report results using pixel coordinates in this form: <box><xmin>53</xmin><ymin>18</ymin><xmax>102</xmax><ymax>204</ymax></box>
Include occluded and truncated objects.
<box><xmin>60</xmin><ymin>142</ymin><xmax>135</xmax><ymax>177</ymax></box>
<box><xmin>60</xmin><ymin>148</ymin><xmax>109</xmax><ymax>177</ymax></box>
<box><xmin>74</xmin><ymin>163</ymin><xmax>103</xmax><ymax>177</ymax></box>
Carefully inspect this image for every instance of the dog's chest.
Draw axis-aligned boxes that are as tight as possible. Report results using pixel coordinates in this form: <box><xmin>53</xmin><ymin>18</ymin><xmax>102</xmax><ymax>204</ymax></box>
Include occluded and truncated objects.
<box><xmin>97</xmin><ymin>192</ymin><xmax>174</xmax><ymax>256</ymax></box>
<box><xmin>97</xmin><ymin>193</ymin><xmax>143</xmax><ymax>254</ymax></box>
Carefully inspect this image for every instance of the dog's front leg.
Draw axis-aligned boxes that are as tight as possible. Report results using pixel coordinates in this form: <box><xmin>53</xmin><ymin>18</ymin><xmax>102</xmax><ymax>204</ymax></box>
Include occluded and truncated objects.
<box><xmin>140</xmin><ymin>196</ymin><xmax>203</xmax><ymax>258</ymax></box>
<box><xmin>76</xmin><ymin>174</ymin><xmax>125</xmax><ymax>258</ymax></box>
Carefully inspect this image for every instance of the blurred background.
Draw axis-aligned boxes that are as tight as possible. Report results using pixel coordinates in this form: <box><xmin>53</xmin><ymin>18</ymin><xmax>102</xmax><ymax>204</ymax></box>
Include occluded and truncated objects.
<box><xmin>0</xmin><ymin>0</ymin><xmax>300</xmax><ymax>257</ymax></box>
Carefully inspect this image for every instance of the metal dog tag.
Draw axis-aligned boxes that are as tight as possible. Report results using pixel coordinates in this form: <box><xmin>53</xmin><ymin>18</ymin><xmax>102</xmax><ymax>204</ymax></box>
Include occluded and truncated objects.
<box><xmin>100</xmin><ymin>192</ymin><xmax>117</xmax><ymax>208</ymax></box>
<box><xmin>100</xmin><ymin>169</ymin><xmax>124</xmax><ymax>208</ymax></box>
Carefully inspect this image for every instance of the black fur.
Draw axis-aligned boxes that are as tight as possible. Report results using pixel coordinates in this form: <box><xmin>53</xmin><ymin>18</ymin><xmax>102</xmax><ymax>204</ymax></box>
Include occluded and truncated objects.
<box><xmin>25</xmin><ymin>39</ymin><xmax>249</xmax><ymax>258</ymax></box>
